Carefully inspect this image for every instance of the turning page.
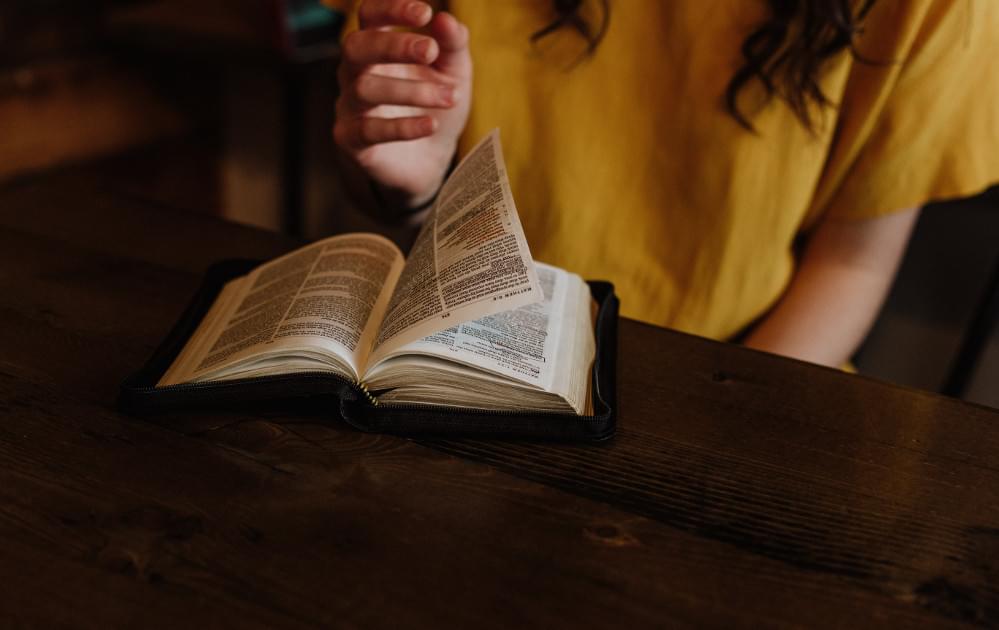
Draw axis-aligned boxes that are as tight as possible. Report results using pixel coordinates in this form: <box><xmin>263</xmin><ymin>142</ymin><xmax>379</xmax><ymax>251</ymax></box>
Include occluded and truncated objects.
<box><xmin>363</xmin><ymin>263</ymin><xmax>595</xmax><ymax>414</ymax></box>
<box><xmin>369</xmin><ymin>130</ymin><xmax>544</xmax><ymax>363</ymax></box>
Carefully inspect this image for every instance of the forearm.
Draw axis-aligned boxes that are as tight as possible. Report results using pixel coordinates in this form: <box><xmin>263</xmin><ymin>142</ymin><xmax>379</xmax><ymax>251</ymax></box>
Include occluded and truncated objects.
<box><xmin>744</xmin><ymin>207</ymin><xmax>920</xmax><ymax>367</ymax></box>
<box><xmin>744</xmin><ymin>256</ymin><xmax>894</xmax><ymax>367</ymax></box>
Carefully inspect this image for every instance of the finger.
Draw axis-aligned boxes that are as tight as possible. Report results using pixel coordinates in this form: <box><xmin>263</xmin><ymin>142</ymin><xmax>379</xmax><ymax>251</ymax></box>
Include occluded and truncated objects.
<box><xmin>341</xmin><ymin>29</ymin><xmax>439</xmax><ymax>68</ymax></box>
<box><xmin>349</xmin><ymin>73</ymin><xmax>456</xmax><ymax>109</ymax></box>
<box><xmin>358</xmin><ymin>0</ymin><xmax>432</xmax><ymax>30</ymax></box>
<box><xmin>428</xmin><ymin>12</ymin><xmax>471</xmax><ymax>77</ymax></box>
<box><xmin>335</xmin><ymin>115</ymin><xmax>437</xmax><ymax>150</ymax></box>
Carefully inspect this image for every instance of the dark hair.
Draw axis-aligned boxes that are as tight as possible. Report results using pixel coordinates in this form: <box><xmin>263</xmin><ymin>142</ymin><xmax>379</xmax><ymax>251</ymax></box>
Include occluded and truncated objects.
<box><xmin>531</xmin><ymin>0</ymin><xmax>879</xmax><ymax>132</ymax></box>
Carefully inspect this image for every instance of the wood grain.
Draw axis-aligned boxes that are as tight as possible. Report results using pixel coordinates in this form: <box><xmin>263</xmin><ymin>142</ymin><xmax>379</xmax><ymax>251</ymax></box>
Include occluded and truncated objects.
<box><xmin>1</xmin><ymin>173</ymin><xmax>997</xmax><ymax>628</ymax></box>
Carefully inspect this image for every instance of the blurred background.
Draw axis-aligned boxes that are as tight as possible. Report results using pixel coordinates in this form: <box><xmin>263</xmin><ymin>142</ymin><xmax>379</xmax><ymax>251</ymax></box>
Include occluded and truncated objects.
<box><xmin>0</xmin><ymin>0</ymin><xmax>401</xmax><ymax>238</ymax></box>
<box><xmin>1</xmin><ymin>0</ymin><xmax>996</xmax><ymax>407</ymax></box>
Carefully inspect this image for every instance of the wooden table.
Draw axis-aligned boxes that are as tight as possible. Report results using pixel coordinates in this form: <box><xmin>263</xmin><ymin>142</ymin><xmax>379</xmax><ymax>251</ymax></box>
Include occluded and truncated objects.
<box><xmin>2</xmin><ymin>170</ymin><xmax>997</xmax><ymax>629</ymax></box>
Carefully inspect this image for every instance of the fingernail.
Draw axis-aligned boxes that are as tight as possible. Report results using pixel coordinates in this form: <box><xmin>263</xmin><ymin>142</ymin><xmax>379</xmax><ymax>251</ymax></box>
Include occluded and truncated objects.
<box><xmin>412</xmin><ymin>39</ymin><xmax>432</xmax><ymax>61</ymax></box>
<box><xmin>406</xmin><ymin>2</ymin><xmax>428</xmax><ymax>22</ymax></box>
<box><xmin>438</xmin><ymin>85</ymin><xmax>455</xmax><ymax>105</ymax></box>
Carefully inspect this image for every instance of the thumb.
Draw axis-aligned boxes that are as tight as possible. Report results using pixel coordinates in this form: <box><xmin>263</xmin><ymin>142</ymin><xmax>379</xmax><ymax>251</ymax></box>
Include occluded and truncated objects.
<box><xmin>429</xmin><ymin>12</ymin><xmax>471</xmax><ymax>79</ymax></box>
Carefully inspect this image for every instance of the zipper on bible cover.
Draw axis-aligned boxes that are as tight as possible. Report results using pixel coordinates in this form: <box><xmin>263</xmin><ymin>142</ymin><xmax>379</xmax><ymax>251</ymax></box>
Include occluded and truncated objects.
<box><xmin>122</xmin><ymin>371</ymin><xmax>612</xmax><ymax>441</ymax></box>
<box><xmin>123</xmin><ymin>372</ymin><xmax>610</xmax><ymax>423</ymax></box>
<box><xmin>120</xmin><ymin>371</ymin><xmax>356</xmax><ymax>410</ymax></box>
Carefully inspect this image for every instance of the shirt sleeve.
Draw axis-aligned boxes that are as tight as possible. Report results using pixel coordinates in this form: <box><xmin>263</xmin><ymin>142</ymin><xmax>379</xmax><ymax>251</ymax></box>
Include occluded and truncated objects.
<box><xmin>810</xmin><ymin>0</ymin><xmax>999</xmax><ymax>222</ymax></box>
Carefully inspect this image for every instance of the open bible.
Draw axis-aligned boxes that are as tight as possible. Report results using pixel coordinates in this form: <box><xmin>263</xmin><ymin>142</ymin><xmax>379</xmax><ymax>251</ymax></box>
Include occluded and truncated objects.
<box><xmin>158</xmin><ymin>131</ymin><xmax>596</xmax><ymax>415</ymax></box>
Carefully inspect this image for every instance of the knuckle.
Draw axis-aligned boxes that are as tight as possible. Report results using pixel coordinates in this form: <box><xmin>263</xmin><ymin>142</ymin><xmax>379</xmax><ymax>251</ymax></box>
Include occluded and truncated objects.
<box><xmin>357</xmin><ymin>2</ymin><xmax>376</xmax><ymax>26</ymax></box>
<box><xmin>341</xmin><ymin>31</ymin><xmax>363</xmax><ymax>63</ymax></box>
<box><xmin>399</xmin><ymin>118</ymin><xmax>420</xmax><ymax>138</ymax></box>
<box><xmin>353</xmin><ymin>73</ymin><xmax>377</xmax><ymax>103</ymax></box>
<box><xmin>391</xmin><ymin>0</ymin><xmax>412</xmax><ymax>21</ymax></box>
<box><xmin>359</xmin><ymin>0</ymin><xmax>387</xmax><ymax>20</ymax></box>
<box><xmin>359</xmin><ymin>118</ymin><xmax>379</xmax><ymax>145</ymax></box>
<box><xmin>332</xmin><ymin>121</ymin><xmax>350</xmax><ymax>148</ymax></box>
<box><xmin>394</xmin><ymin>34</ymin><xmax>418</xmax><ymax>61</ymax></box>
<box><xmin>418</xmin><ymin>82</ymin><xmax>439</xmax><ymax>105</ymax></box>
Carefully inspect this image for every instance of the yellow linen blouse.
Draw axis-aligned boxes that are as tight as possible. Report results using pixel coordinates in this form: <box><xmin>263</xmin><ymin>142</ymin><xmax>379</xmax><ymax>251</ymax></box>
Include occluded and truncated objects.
<box><xmin>340</xmin><ymin>0</ymin><xmax>999</xmax><ymax>339</ymax></box>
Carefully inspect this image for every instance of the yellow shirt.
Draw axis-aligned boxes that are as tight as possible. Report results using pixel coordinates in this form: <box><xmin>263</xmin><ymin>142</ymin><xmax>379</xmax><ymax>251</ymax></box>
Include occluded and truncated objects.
<box><xmin>343</xmin><ymin>1</ymin><xmax>999</xmax><ymax>339</ymax></box>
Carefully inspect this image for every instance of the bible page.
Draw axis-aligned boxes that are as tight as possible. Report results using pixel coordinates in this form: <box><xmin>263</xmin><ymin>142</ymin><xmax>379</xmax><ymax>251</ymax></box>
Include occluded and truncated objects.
<box><xmin>368</xmin><ymin>129</ymin><xmax>544</xmax><ymax>363</ymax></box>
<box><xmin>159</xmin><ymin>233</ymin><xmax>404</xmax><ymax>386</ymax></box>
<box><xmin>364</xmin><ymin>263</ymin><xmax>595</xmax><ymax>412</ymax></box>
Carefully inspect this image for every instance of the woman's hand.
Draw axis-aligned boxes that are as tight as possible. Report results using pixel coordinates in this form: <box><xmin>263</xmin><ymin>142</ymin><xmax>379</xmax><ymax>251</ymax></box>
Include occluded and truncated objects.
<box><xmin>334</xmin><ymin>0</ymin><xmax>472</xmax><ymax>210</ymax></box>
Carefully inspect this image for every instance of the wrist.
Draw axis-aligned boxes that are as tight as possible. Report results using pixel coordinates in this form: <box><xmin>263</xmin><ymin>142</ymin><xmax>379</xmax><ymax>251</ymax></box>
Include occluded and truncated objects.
<box><xmin>405</xmin><ymin>174</ymin><xmax>447</xmax><ymax>210</ymax></box>
<box><xmin>373</xmin><ymin>152</ymin><xmax>458</xmax><ymax>217</ymax></box>
<box><xmin>370</xmin><ymin>177</ymin><xmax>440</xmax><ymax>218</ymax></box>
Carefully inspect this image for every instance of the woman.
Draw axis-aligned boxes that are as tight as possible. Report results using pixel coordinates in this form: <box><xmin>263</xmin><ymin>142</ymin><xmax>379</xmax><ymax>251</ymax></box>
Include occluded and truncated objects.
<box><xmin>332</xmin><ymin>0</ymin><xmax>999</xmax><ymax>368</ymax></box>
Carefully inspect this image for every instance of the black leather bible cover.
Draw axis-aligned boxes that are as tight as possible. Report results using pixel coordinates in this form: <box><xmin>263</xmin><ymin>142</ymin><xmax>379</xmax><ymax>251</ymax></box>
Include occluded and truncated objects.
<box><xmin>119</xmin><ymin>259</ymin><xmax>618</xmax><ymax>441</ymax></box>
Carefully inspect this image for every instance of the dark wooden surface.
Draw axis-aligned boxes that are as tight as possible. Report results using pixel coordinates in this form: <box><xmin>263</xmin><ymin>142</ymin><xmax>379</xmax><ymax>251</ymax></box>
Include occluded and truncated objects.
<box><xmin>2</xmin><ymin>169</ymin><xmax>998</xmax><ymax>629</ymax></box>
